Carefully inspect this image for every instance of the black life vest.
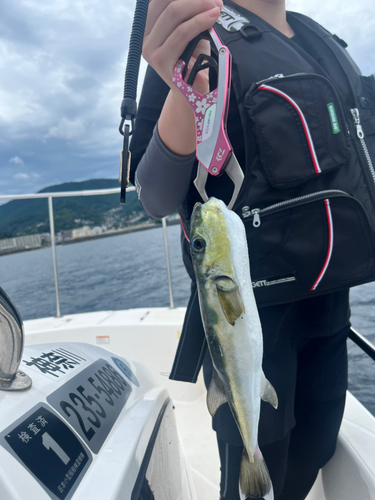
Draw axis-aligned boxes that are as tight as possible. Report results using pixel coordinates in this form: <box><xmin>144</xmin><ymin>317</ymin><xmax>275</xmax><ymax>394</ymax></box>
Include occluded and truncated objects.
<box><xmin>185</xmin><ymin>2</ymin><xmax>375</xmax><ymax>307</ymax></box>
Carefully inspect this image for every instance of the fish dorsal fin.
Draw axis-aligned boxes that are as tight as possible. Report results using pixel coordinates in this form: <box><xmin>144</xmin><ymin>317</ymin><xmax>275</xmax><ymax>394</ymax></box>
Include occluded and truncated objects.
<box><xmin>215</xmin><ymin>277</ymin><xmax>245</xmax><ymax>326</ymax></box>
<box><xmin>207</xmin><ymin>368</ymin><xmax>228</xmax><ymax>417</ymax></box>
<box><xmin>261</xmin><ymin>375</ymin><xmax>278</xmax><ymax>409</ymax></box>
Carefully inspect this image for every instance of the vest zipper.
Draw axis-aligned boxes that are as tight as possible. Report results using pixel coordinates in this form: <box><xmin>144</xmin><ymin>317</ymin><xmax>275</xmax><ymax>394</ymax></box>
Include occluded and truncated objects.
<box><xmin>292</xmin><ymin>35</ymin><xmax>375</xmax><ymax>200</ymax></box>
<box><xmin>241</xmin><ymin>189</ymin><xmax>349</xmax><ymax>227</ymax></box>
<box><xmin>256</xmin><ymin>72</ymin><xmax>307</xmax><ymax>85</ymax></box>
<box><xmin>256</xmin><ymin>73</ymin><xmax>286</xmax><ymax>85</ymax></box>
<box><xmin>350</xmin><ymin>108</ymin><xmax>375</xmax><ymax>185</ymax></box>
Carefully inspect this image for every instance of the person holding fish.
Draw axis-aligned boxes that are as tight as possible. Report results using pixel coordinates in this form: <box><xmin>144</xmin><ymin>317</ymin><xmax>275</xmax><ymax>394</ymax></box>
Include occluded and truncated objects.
<box><xmin>129</xmin><ymin>0</ymin><xmax>360</xmax><ymax>498</ymax></box>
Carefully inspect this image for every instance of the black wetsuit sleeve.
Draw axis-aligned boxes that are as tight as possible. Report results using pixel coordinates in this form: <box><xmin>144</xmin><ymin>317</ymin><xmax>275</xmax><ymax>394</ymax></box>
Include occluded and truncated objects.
<box><xmin>135</xmin><ymin>126</ymin><xmax>196</xmax><ymax>218</ymax></box>
<box><xmin>129</xmin><ymin>64</ymin><xmax>196</xmax><ymax>218</ymax></box>
<box><xmin>129</xmin><ymin>65</ymin><xmax>170</xmax><ymax>185</ymax></box>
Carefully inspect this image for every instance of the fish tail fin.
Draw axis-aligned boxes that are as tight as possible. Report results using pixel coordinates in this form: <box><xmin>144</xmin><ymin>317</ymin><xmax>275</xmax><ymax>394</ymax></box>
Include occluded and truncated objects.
<box><xmin>239</xmin><ymin>445</ymin><xmax>273</xmax><ymax>500</ymax></box>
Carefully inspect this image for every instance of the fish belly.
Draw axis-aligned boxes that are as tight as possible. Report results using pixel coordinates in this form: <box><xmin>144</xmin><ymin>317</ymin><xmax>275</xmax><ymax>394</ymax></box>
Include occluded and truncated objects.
<box><xmin>211</xmin><ymin>313</ymin><xmax>262</xmax><ymax>459</ymax></box>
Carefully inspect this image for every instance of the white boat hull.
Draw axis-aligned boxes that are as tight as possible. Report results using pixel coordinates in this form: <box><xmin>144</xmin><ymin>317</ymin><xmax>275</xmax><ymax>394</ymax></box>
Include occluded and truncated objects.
<box><xmin>19</xmin><ymin>307</ymin><xmax>375</xmax><ymax>500</ymax></box>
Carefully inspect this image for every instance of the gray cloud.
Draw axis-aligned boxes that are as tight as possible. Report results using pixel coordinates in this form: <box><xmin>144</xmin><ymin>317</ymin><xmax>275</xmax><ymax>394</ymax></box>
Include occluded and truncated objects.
<box><xmin>14</xmin><ymin>172</ymin><xmax>39</xmax><ymax>181</ymax></box>
<box><xmin>46</xmin><ymin>118</ymin><xmax>86</xmax><ymax>141</ymax></box>
<box><xmin>9</xmin><ymin>156</ymin><xmax>25</xmax><ymax>166</ymax></box>
<box><xmin>0</xmin><ymin>0</ymin><xmax>134</xmax><ymax>195</ymax></box>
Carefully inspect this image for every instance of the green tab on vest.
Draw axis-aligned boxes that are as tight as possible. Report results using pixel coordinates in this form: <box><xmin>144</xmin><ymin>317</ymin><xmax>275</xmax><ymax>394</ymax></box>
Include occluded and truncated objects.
<box><xmin>327</xmin><ymin>103</ymin><xmax>341</xmax><ymax>134</ymax></box>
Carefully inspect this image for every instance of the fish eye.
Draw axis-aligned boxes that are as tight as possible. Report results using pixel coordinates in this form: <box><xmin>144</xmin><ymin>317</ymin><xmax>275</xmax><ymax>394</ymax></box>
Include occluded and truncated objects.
<box><xmin>191</xmin><ymin>236</ymin><xmax>206</xmax><ymax>253</ymax></box>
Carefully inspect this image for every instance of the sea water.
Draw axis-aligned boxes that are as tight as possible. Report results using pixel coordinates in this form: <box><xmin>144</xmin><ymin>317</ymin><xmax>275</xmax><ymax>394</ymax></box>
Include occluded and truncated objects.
<box><xmin>0</xmin><ymin>224</ymin><xmax>374</xmax><ymax>415</ymax></box>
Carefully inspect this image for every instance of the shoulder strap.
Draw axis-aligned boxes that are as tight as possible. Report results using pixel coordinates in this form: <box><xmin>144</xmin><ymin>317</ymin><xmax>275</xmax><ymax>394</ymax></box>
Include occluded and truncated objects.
<box><xmin>287</xmin><ymin>11</ymin><xmax>363</xmax><ymax>96</ymax></box>
<box><xmin>215</xmin><ymin>5</ymin><xmax>324</xmax><ymax>104</ymax></box>
<box><xmin>287</xmin><ymin>12</ymin><xmax>333</xmax><ymax>37</ymax></box>
<box><xmin>287</xmin><ymin>11</ymin><xmax>348</xmax><ymax>48</ymax></box>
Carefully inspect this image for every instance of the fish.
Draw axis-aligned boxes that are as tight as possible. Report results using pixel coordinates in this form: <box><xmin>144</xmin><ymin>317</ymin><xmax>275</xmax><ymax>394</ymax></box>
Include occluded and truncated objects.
<box><xmin>189</xmin><ymin>197</ymin><xmax>278</xmax><ymax>499</ymax></box>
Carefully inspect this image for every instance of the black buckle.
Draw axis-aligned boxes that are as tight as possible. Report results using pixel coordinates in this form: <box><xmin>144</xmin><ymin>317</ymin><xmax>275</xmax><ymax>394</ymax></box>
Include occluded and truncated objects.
<box><xmin>119</xmin><ymin>123</ymin><xmax>131</xmax><ymax>204</ymax></box>
<box><xmin>240</xmin><ymin>24</ymin><xmax>263</xmax><ymax>39</ymax></box>
<box><xmin>119</xmin><ymin>96</ymin><xmax>136</xmax><ymax>204</ymax></box>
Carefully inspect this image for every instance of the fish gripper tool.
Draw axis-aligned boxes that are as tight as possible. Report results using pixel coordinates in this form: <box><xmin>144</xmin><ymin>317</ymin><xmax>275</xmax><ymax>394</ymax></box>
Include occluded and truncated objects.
<box><xmin>172</xmin><ymin>28</ymin><xmax>244</xmax><ymax>210</ymax></box>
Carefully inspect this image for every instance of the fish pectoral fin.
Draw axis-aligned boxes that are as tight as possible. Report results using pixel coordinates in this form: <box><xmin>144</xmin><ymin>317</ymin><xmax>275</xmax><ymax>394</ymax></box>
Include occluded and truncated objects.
<box><xmin>261</xmin><ymin>376</ymin><xmax>278</xmax><ymax>409</ymax></box>
<box><xmin>207</xmin><ymin>368</ymin><xmax>228</xmax><ymax>417</ymax></box>
<box><xmin>215</xmin><ymin>277</ymin><xmax>245</xmax><ymax>326</ymax></box>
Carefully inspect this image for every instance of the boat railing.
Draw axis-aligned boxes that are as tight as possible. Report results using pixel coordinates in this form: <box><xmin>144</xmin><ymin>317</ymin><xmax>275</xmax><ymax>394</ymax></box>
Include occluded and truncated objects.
<box><xmin>349</xmin><ymin>327</ymin><xmax>375</xmax><ymax>362</ymax></box>
<box><xmin>0</xmin><ymin>187</ymin><xmax>175</xmax><ymax>317</ymax></box>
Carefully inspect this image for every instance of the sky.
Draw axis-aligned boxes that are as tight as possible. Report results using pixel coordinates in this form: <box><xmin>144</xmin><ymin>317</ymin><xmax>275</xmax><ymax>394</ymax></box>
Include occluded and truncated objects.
<box><xmin>0</xmin><ymin>0</ymin><xmax>374</xmax><ymax>196</ymax></box>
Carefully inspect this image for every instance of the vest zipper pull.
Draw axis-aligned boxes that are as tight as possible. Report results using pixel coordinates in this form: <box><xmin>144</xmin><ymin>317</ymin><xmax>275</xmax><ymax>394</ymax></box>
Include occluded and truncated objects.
<box><xmin>252</xmin><ymin>209</ymin><xmax>261</xmax><ymax>227</ymax></box>
<box><xmin>351</xmin><ymin>108</ymin><xmax>365</xmax><ymax>139</ymax></box>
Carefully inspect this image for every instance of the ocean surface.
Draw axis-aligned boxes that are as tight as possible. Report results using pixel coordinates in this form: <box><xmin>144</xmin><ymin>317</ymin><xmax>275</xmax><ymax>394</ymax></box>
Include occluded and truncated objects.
<box><xmin>0</xmin><ymin>224</ymin><xmax>374</xmax><ymax>416</ymax></box>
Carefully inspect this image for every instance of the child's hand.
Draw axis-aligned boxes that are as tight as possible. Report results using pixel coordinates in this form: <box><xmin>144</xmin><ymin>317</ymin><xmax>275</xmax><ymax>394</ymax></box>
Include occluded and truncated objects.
<box><xmin>143</xmin><ymin>0</ymin><xmax>222</xmax><ymax>99</ymax></box>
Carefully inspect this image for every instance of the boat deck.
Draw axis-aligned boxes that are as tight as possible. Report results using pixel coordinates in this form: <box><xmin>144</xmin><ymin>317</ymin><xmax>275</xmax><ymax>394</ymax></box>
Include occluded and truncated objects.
<box><xmin>24</xmin><ymin>308</ymin><xmax>375</xmax><ymax>499</ymax></box>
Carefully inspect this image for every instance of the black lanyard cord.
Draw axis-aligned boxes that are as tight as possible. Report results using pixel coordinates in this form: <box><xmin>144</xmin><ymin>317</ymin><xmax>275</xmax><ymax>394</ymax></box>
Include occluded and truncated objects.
<box><xmin>119</xmin><ymin>0</ymin><xmax>149</xmax><ymax>134</ymax></box>
<box><xmin>119</xmin><ymin>0</ymin><xmax>149</xmax><ymax>203</ymax></box>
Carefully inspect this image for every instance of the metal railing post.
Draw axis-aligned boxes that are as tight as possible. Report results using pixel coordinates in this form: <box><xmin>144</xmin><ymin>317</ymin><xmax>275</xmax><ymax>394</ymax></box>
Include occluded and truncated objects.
<box><xmin>162</xmin><ymin>218</ymin><xmax>174</xmax><ymax>309</ymax></box>
<box><xmin>48</xmin><ymin>196</ymin><xmax>61</xmax><ymax>317</ymax></box>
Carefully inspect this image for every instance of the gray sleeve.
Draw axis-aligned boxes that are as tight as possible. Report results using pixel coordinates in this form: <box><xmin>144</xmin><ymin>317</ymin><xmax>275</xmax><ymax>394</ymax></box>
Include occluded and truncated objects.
<box><xmin>135</xmin><ymin>124</ymin><xmax>196</xmax><ymax>219</ymax></box>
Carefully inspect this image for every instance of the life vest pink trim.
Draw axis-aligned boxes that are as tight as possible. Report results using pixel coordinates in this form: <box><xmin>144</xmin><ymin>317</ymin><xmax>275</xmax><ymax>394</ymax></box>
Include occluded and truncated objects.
<box><xmin>180</xmin><ymin>217</ymin><xmax>190</xmax><ymax>242</ymax></box>
<box><xmin>259</xmin><ymin>84</ymin><xmax>322</xmax><ymax>175</ymax></box>
<box><xmin>311</xmin><ymin>199</ymin><xmax>333</xmax><ymax>291</ymax></box>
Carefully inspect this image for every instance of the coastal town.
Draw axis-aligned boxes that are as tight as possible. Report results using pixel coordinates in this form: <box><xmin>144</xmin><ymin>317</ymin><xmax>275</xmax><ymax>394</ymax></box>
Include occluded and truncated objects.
<box><xmin>0</xmin><ymin>204</ymin><xmax>180</xmax><ymax>255</ymax></box>
<box><xmin>0</xmin><ymin>179</ymin><xmax>181</xmax><ymax>256</ymax></box>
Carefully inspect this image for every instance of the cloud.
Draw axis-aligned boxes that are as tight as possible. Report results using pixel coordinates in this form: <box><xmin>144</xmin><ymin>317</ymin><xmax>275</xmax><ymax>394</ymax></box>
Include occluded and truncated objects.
<box><xmin>46</xmin><ymin>118</ymin><xmax>85</xmax><ymax>141</ymax></box>
<box><xmin>14</xmin><ymin>172</ymin><xmax>39</xmax><ymax>180</ymax></box>
<box><xmin>14</xmin><ymin>173</ymin><xmax>30</xmax><ymax>180</ymax></box>
<box><xmin>9</xmin><ymin>156</ymin><xmax>25</xmax><ymax>166</ymax></box>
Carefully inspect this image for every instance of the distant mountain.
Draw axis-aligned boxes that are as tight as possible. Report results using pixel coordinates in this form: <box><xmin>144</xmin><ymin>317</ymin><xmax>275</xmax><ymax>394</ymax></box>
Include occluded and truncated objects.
<box><xmin>0</xmin><ymin>179</ymin><xmax>152</xmax><ymax>238</ymax></box>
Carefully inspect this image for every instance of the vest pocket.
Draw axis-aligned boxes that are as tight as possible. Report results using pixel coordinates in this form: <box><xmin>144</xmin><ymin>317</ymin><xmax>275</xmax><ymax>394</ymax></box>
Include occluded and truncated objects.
<box><xmin>241</xmin><ymin>191</ymin><xmax>375</xmax><ymax>306</ymax></box>
<box><xmin>244</xmin><ymin>73</ymin><xmax>350</xmax><ymax>189</ymax></box>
